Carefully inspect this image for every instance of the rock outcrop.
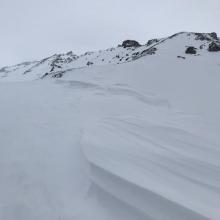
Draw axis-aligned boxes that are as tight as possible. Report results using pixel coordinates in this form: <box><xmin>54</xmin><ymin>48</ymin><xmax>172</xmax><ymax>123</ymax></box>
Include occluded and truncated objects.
<box><xmin>195</xmin><ymin>32</ymin><xmax>218</xmax><ymax>41</ymax></box>
<box><xmin>122</xmin><ymin>40</ymin><xmax>141</xmax><ymax>48</ymax></box>
<box><xmin>146</xmin><ymin>39</ymin><xmax>159</xmax><ymax>46</ymax></box>
<box><xmin>208</xmin><ymin>42</ymin><xmax>220</xmax><ymax>52</ymax></box>
<box><xmin>185</xmin><ymin>46</ymin><xmax>197</xmax><ymax>54</ymax></box>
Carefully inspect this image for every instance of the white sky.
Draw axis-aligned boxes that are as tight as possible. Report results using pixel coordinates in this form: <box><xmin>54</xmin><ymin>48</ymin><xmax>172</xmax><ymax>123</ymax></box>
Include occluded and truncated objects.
<box><xmin>0</xmin><ymin>0</ymin><xmax>219</xmax><ymax>67</ymax></box>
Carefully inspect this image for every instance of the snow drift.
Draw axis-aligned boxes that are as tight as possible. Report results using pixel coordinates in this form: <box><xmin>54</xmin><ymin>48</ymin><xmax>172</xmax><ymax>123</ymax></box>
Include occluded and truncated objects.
<box><xmin>0</xmin><ymin>32</ymin><xmax>220</xmax><ymax>220</ymax></box>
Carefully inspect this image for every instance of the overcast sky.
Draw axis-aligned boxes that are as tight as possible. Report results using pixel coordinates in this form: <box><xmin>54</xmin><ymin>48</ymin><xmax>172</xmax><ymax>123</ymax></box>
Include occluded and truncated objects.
<box><xmin>0</xmin><ymin>0</ymin><xmax>219</xmax><ymax>67</ymax></box>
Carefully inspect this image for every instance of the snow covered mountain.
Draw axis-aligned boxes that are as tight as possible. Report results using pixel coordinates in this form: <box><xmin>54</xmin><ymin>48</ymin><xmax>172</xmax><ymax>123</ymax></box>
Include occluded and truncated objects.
<box><xmin>1</xmin><ymin>31</ymin><xmax>219</xmax><ymax>81</ymax></box>
<box><xmin>0</xmin><ymin>32</ymin><xmax>220</xmax><ymax>220</ymax></box>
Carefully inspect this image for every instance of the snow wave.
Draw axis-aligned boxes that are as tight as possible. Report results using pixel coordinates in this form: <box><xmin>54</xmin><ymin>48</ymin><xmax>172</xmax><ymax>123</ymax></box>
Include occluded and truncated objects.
<box><xmin>82</xmin><ymin>117</ymin><xmax>220</xmax><ymax>220</ymax></box>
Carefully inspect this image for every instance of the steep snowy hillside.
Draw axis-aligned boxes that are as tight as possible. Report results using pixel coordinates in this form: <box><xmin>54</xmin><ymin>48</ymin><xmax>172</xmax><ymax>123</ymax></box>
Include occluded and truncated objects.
<box><xmin>0</xmin><ymin>32</ymin><xmax>220</xmax><ymax>220</ymax></box>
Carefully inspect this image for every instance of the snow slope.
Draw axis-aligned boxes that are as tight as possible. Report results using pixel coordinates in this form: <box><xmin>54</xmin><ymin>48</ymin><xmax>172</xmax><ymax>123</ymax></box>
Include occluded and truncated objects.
<box><xmin>1</xmin><ymin>31</ymin><xmax>219</xmax><ymax>81</ymax></box>
<box><xmin>0</xmin><ymin>32</ymin><xmax>220</xmax><ymax>220</ymax></box>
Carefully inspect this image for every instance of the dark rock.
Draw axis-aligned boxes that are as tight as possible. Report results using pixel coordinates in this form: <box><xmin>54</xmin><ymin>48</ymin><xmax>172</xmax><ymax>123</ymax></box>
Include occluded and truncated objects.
<box><xmin>177</xmin><ymin>56</ymin><xmax>186</xmax><ymax>59</ymax></box>
<box><xmin>42</xmin><ymin>72</ymin><xmax>49</xmax><ymax>77</ymax></box>
<box><xmin>195</xmin><ymin>32</ymin><xmax>218</xmax><ymax>41</ymax></box>
<box><xmin>185</xmin><ymin>47</ymin><xmax>197</xmax><ymax>54</ymax></box>
<box><xmin>132</xmin><ymin>52</ymin><xmax>140</xmax><ymax>57</ymax></box>
<box><xmin>87</xmin><ymin>61</ymin><xmax>93</xmax><ymax>66</ymax></box>
<box><xmin>122</xmin><ymin>40</ymin><xmax>141</xmax><ymax>48</ymax></box>
<box><xmin>195</xmin><ymin>33</ymin><xmax>209</xmax><ymax>41</ymax></box>
<box><xmin>141</xmin><ymin>47</ymin><xmax>157</xmax><ymax>55</ymax></box>
<box><xmin>132</xmin><ymin>47</ymin><xmax>156</xmax><ymax>60</ymax></box>
<box><xmin>66</xmin><ymin>57</ymin><xmax>73</xmax><ymax>63</ymax></box>
<box><xmin>199</xmin><ymin>45</ymin><xmax>204</xmax><ymax>49</ymax></box>
<box><xmin>66</xmin><ymin>51</ymin><xmax>73</xmax><ymax>56</ymax></box>
<box><xmin>146</xmin><ymin>39</ymin><xmax>159</xmax><ymax>46</ymax></box>
<box><xmin>50</xmin><ymin>66</ymin><xmax>55</xmax><ymax>72</ymax></box>
<box><xmin>210</xmin><ymin>32</ymin><xmax>218</xmax><ymax>40</ymax></box>
<box><xmin>208</xmin><ymin>42</ymin><xmax>220</xmax><ymax>52</ymax></box>
<box><xmin>84</xmin><ymin>51</ymin><xmax>93</xmax><ymax>56</ymax></box>
<box><xmin>53</xmin><ymin>72</ymin><xmax>64</xmax><ymax>78</ymax></box>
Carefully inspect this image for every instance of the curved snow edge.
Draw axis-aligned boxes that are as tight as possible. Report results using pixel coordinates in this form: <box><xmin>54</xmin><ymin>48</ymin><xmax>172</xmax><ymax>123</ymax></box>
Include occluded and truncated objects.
<box><xmin>82</xmin><ymin>147</ymin><xmax>210</xmax><ymax>220</ymax></box>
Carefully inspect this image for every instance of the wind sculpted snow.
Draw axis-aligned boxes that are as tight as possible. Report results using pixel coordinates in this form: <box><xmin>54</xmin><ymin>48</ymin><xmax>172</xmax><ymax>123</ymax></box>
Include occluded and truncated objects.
<box><xmin>0</xmin><ymin>32</ymin><xmax>220</xmax><ymax>220</ymax></box>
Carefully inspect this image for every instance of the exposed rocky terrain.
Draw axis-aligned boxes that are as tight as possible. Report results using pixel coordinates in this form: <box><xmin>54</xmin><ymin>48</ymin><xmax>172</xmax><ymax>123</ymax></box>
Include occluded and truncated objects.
<box><xmin>1</xmin><ymin>32</ymin><xmax>219</xmax><ymax>81</ymax></box>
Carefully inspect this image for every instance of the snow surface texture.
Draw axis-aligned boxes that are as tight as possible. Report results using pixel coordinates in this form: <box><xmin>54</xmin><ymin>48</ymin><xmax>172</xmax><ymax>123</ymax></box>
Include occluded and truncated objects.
<box><xmin>0</xmin><ymin>32</ymin><xmax>220</xmax><ymax>220</ymax></box>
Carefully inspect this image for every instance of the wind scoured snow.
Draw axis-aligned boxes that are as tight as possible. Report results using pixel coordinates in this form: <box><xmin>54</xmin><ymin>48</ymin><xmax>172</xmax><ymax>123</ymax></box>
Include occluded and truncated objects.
<box><xmin>0</xmin><ymin>32</ymin><xmax>220</xmax><ymax>220</ymax></box>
